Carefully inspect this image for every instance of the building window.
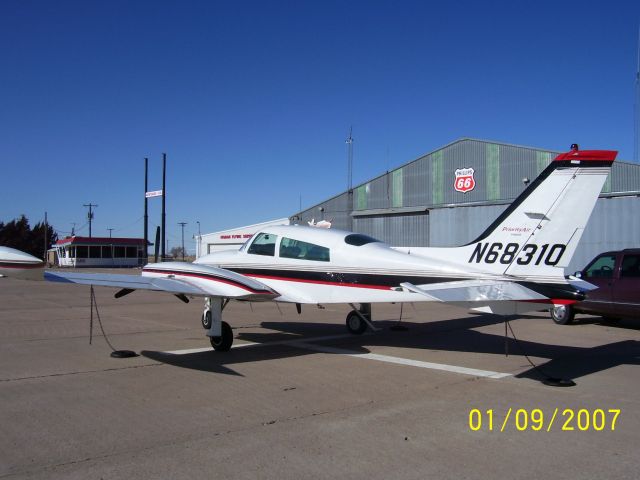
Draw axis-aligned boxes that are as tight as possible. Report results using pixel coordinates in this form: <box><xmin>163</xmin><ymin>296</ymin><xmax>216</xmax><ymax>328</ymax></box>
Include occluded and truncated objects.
<box><xmin>76</xmin><ymin>246</ymin><xmax>88</xmax><ymax>258</ymax></box>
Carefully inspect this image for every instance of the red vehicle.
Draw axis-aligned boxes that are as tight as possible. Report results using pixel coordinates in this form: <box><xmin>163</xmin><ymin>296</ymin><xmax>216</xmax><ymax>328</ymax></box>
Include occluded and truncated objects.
<box><xmin>551</xmin><ymin>249</ymin><xmax>640</xmax><ymax>324</ymax></box>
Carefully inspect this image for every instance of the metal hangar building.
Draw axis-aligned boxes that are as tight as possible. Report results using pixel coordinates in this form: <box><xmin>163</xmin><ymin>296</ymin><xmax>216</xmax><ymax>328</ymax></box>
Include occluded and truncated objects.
<box><xmin>289</xmin><ymin>138</ymin><xmax>640</xmax><ymax>272</ymax></box>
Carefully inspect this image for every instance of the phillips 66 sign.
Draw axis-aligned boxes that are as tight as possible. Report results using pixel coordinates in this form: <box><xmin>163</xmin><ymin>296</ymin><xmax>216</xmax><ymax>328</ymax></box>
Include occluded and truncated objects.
<box><xmin>454</xmin><ymin>168</ymin><xmax>475</xmax><ymax>193</ymax></box>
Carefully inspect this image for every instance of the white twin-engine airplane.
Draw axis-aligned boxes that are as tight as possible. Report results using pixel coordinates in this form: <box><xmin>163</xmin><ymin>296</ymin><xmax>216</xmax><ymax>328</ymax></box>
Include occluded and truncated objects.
<box><xmin>0</xmin><ymin>146</ymin><xmax>617</xmax><ymax>352</ymax></box>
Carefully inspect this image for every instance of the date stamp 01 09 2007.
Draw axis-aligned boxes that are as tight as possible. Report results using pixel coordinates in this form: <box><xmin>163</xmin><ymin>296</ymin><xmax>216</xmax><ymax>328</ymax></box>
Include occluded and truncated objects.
<box><xmin>468</xmin><ymin>408</ymin><xmax>621</xmax><ymax>432</ymax></box>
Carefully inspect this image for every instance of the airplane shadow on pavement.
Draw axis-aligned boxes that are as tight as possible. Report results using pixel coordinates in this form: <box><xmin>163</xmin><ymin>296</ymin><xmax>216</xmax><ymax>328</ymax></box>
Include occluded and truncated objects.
<box><xmin>142</xmin><ymin>313</ymin><xmax>640</xmax><ymax>383</ymax></box>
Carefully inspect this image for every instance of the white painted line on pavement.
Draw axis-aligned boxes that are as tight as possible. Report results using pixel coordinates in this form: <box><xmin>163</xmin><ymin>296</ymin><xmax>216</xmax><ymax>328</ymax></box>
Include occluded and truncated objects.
<box><xmin>293</xmin><ymin>342</ymin><xmax>512</xmax><ymax>379</ymax></box>
<box><xmin>163</xmin><ymin>333</ymin><xmax>511</xmax><ymax>379</ymax></box>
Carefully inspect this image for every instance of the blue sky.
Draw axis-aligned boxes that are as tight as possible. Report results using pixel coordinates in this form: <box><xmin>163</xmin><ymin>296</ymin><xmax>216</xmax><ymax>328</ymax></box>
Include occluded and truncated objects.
<box><xmin>1</xmin><ymin>0</ymin><xmax>639</xmax><ymax>252</ymax></box>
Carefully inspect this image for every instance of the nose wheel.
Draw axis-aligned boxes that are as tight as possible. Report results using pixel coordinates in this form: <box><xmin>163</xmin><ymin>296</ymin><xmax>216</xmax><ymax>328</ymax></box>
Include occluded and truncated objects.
<box><xmin>203</xmin><ymin>297</ymin><xmax>234</xmax><ymax>351</ymax></box>
<box><xmin>209</xmin><ymin>321</ymin><xmax>233</xmax><ymax>351</ymax></box>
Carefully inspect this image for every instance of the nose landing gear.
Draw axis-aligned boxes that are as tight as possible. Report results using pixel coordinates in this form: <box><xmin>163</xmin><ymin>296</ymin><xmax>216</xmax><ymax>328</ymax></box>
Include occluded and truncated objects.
<box><xmin>202</xmin><ymin>297</ymin><xmax>234</xmax><ymax>351</ymax></box>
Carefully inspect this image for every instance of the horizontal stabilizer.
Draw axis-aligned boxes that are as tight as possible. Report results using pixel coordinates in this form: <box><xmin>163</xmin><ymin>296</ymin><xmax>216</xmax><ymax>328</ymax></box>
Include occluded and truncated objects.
<box><xmin>400</xmin><ymin>280</ymin><xmax>547</xmax><ymax>303</ymax></box>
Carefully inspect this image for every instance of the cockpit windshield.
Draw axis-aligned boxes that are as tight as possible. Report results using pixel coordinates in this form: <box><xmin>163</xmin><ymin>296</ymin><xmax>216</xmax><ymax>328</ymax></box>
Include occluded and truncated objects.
<box><xmin>247</xmin><ymin>232</ymin><xmax>277</xmax><ymax>256</ymax></box>
<box><xmin>344</xmin><ymin>233</ymin><xmax>381</xmax><ymax>246</ymax></box>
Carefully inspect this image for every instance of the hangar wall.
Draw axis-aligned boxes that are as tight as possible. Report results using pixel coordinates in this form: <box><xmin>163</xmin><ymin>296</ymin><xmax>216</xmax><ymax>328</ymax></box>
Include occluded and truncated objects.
<box><xmin>290</xmin><ymin>138</ymin><xmax>640</xmax><ymax>272</ymax></box>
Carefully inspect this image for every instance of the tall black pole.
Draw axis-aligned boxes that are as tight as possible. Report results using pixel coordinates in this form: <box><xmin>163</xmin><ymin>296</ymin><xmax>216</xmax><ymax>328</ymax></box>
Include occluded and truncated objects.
<box><xmin>154</xmin><ymin>226</ymin><xmax>160</xmax><ymax>263</ymax></box>
<box><xmin>161</xmin><ymin>153</ymin><xmax>166</xmax><ymax>261</ymax></box>
<box><xmin>44</xmin><ymin>211</ymin><xmax>48</xmax><ymax>261</ymax></box>
<box><xmin>83</xmin><ymin>203</ymin><xmax>97</xmax><ymax>238</ymax></box>
<box><xmin>144</xmin><ymin>157</ymin><xmax>148</xmax><ymax>264</ymax></box>
<box><xmin>178</xmin><ymin>222</ymin><xmax>187</xmax><ymax>261</ymax></box>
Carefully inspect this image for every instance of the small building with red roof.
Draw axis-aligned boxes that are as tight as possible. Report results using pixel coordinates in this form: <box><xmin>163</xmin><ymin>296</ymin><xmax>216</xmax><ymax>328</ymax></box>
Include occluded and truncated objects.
<box><xmin>53</xmin><ymin>236</ymin><xmax>149</xmax><ymax>268</ymax></box>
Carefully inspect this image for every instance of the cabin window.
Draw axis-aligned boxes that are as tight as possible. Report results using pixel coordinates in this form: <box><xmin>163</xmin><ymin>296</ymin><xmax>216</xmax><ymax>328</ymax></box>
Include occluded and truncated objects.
<box><xmin>247</xmin><ymin>233</ymin><xmax>278</xmax><ymax>256</ymax></box>
<box><xmin>344</xmin><ymin>233</ymin><xmax>380</xmax><ymax>246</ymax></box>
<box><xmin>280</xmin><ymin>237</ymin><xmax>330</xmax><ymax>262</ymax></box>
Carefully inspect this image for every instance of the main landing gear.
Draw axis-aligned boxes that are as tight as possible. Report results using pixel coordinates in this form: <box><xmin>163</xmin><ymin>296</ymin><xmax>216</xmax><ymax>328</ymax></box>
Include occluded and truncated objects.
<box><xmin>346</xmin><ymin>303</ymin><xmax>379</xmax><ymax>334</ymax></box>
<box><xmin>202</xmin><ymin>297</ymin><xmax>233</xmax><ymax>352</ymax></box>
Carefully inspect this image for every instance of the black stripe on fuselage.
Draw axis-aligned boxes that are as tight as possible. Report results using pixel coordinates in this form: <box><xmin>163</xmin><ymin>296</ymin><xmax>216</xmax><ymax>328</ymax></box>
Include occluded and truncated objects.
<box><xmin>229</xmin><ymin>267</ymin><xmax>585</xmax><ymax>301</ymax></box>
<box><xmin>226</xmin><ymin>267</ymin><xmax>461</xmax><ymax>288</ymax></box>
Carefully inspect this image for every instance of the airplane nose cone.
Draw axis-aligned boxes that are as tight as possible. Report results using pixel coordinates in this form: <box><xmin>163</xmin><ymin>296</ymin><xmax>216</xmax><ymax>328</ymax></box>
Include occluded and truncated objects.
<box><xmin>0</xmin><ymin>246</ymin><xmax>43</xmax><ymax>264</ymax></box>
<box><xmin>0</xmin><ymin>246</ymin><xmax>45</xmax><ymax>280</ymax></box>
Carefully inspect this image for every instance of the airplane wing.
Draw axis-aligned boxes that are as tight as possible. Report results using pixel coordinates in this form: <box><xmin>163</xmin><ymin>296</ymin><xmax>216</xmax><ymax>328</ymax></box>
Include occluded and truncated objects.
<box><xmin>44</xmin><ymin>271</ymin><xmax>207</xmax><ymax>295</ymax></box>
<box><xmin>43</xmin><ymin>262</ymin><xmax>280</xmax><ymax>301</ymax></box>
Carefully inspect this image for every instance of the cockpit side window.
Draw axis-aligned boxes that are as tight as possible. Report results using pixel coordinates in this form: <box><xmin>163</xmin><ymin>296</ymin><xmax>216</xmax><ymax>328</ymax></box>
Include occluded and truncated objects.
<box><xmin>247</xmin><ymin>233</ymin><xmax>278</xmax><ymax>256</ymax></box>
<box><xmin>280</xmin><ymin>237</ymin><xmax>330</xmax><ymax>262</ymax></box>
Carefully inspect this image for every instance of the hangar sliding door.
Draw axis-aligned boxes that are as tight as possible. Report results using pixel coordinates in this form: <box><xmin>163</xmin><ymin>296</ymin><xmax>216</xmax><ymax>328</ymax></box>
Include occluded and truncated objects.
<box><xmin>353</xmin><ymin>212</ymin><xmax>429</xmax><ymax>247</ymax></box>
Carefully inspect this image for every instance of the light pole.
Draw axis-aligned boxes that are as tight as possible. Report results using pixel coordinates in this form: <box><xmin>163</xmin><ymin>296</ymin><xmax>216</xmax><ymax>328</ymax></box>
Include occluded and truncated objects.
<box><xmin>196</xmin><ymin>221</ymin><xmax>201</xmax><ymax>258</ymax></box>
<box><xmin>178</xmin><ymin>222</ymin><xmax>187</xmax><ymax>260</ymax></box>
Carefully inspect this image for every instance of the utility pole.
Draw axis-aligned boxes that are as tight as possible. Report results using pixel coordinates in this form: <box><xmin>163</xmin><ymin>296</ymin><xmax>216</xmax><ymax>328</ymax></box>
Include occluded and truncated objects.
<box><xmin>71</xmin><ymin>223</ymin><xmax>76</xmax><ymax>236</ymax></box>
<box><xmin>83</xmin><ymin>203</ymin><xmax>98</xmax><ymax>238</ymax></box>
<box><xmin>195</xmin><ymin>220</ymin><xmax>201</xmax><ymax>258</ymax></box>
<box><xmin>144</xmin><ymin>157</ymin><xmax>148</xmax><ymax>262</ymax></box>
<box><xmin>43</xmin><ymin>211</ymin><xmax>48</xmax><ymax>261</ymax></box>
<box><xmin>346</xmin><ymin>127</ymin><xmax>354</xmax><ymax>231</ymax></box>
<box><xmin>107</xmin><ymin>228</ymin><xmax>114</xmax><ymax>238</ymax></box>
<box><xmin>161</xmin><ymin>153</ymin><xmax>166</xmax><ymax>260</ymax></box>
<box><xmin>178</xmin><ymin>222</ymin><xmax>187</xmax><ymax>260</ymax></box>
<box><xmin>346</xmin><ymin>126</ymin><xmax>354</xmax><ymax>192</ymax></box>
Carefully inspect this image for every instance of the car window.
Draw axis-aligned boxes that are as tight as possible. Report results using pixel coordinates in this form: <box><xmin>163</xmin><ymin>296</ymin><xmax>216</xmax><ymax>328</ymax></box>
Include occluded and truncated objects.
<box><xmin>247</xmin><ymin>233</ymin><xmax>277</xmax><ymax>256</ymax></box>
<box><xmin>584</xmin><ymin>254</ymin><xmax>616</xmax><ymax>279</ymax></box>
<box><xmin>621</xmin><ymin>254</ymin><xmax>640</xmax><ymax>278</ymax></box>
<box><xmin>279</xmin><ymin>237</ymin><xmax>330</xmax><ymax>262</ymax></box>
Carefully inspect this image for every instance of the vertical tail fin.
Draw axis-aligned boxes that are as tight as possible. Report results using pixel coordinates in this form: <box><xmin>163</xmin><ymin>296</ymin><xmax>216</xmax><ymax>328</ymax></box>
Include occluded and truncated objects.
<box><xmin>458</xmin><ymin>146</ymin><xmax>616</xmax><ymax>281</ymax></box>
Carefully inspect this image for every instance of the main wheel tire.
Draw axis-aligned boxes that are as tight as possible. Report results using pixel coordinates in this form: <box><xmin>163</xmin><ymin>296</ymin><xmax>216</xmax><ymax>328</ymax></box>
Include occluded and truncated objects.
<box><xmin>550</xmin><ymin>305</ymin><xmax>575</xmax><ymax>325</ymax></box>
<box><xmin>201</xmin><ymin>310</ymin><xmax>212</xmax><ymax>329</ymax></box>
<box><xmin>209</xmin><ymin>321</ymin><xmax>233</xmax><ymax>351</ymax></box>
<box><xmin>346</xmin><ymin>310</ymin><xmax>367</xmax><ymax>335</ymax></box>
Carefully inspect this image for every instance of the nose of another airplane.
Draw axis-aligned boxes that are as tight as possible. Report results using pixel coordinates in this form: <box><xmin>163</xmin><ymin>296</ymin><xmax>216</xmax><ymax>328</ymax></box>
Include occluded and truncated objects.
<box><xmin>0</xmin><ymin>246</ymin><xmax>45</xmax><ymax>280</ymax></box>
